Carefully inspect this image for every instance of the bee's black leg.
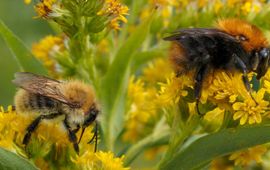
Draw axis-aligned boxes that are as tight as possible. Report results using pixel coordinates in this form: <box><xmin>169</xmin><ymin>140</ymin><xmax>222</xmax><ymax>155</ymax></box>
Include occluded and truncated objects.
<box><xmin>87</xmin><ymin>122</ymin><xmax>98</xmax><ymax>152</ymax></box>
<box><xmin>194</xmin><ymin>65</ymin><xmax>208</xmax><ymax>115</ymax></box>
<box><xmin>23</xmin><ymin>116</ymin><xmax>42</xmax><ymax>145</ymax></box>
<box><xmin>63</xmin><ymin>117</ymin><xmax>79</xmax><ymax>154</ymax></box>
<box><xmin>234</xmin><ymin>55</ymin><xmax>257</xmax><ymax>104</ymax></box>
<box><xmin>23</xmin><ymin>113</ymin><xmax>63</xmax><ymax>146</ymax></box>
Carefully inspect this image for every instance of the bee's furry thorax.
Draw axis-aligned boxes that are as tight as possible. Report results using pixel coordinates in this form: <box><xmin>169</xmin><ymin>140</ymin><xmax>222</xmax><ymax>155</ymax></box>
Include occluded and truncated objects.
<box><xmin>61</xmin><ymin>80</ymin><xmax>96</xmax><ymax>113</ymax></box>
<box><xmin>217</xmin><ymin>18</ymin><xmax>268</xmax><ymax>52</ymax></box>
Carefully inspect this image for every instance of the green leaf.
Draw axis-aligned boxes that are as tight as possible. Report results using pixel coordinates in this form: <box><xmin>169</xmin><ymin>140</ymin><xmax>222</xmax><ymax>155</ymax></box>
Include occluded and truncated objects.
<box><xmin>0</xmin><ymin>148</ymin><xmax>38</xmax><ymax>170</ymax></box>
<box><xmin>0</xmin><ymin>19</ymin><xmax>47</xmax><ymax>74</ymax></box>
<box><xmin>132</xmin><ymin>48</ymin><xmax>166</xmax><ymax>72</ymax></box>
<box><xmin>159</xmin><ymin>124</ymin><xmax>270</xmax><ymax>170</ymax></box>
<box><xmin>100</xmin><ymin>10</ymin><xmax>156</xmax><ymax>150</ymax></box>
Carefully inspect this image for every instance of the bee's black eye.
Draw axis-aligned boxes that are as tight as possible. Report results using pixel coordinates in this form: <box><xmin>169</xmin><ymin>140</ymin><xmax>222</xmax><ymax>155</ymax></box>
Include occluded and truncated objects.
<box><xmin>83</xmin><ymin>105</ymin><xmax>99</xmax><ymax>127</ymax></box>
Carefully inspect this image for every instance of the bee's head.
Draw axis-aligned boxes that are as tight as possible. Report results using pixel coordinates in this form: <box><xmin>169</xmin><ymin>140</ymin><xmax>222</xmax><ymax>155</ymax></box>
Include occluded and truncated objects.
<box><xmin>83</xmin><ymin>104</ymin><xmax>99</xmax><ymax>127</ymax></box>
<box><xmin>251</xmin><ymin>47</ymin><xmax>270</xmax><ymax>79</ymax></box>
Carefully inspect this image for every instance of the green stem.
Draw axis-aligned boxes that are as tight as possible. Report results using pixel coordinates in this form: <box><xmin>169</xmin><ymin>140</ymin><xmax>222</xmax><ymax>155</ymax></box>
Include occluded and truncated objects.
<box><xmin>158</xmin><ymin>112</ymin><xmax>200</xmax><ymax>169</ymax></box>
<box><xmin>124</xmin><ymin>127</ymin><xmax>170</xmax><ymax>166</ymax></box>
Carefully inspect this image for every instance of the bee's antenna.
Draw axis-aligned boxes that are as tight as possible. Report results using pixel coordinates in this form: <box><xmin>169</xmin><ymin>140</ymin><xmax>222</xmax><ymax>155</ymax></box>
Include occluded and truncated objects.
<box><xmin>78</xmin><ymin>128</ymin><xmax>85</xmax><ymax>144</ymax></box>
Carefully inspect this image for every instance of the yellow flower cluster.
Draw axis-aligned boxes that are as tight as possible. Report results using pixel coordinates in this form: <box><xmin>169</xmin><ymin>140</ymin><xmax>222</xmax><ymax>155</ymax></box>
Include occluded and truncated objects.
<box><xmin>0</xmin><ymin>106</ymin><xmax>101</xmax><ymax>169</ymax></box>
<box><xmin>142</xmin><ymin>58</ymin><xmax>173</xmax><ymax>84</ymax></box>
<box><xmin>158</xmin><ymin>73</ymin><xmax>192</xmax><ymax>106</ymax></box>
<box><xmin>232</xmin><ymin>89</ymin><xmax>268</xmax><ymax>125</ymax></box>
<box><xmin>229</xmin><ymin>145</ymin><xmax>267</xmax><ymax>167</ymax></box>
<box><xmin>73</xmin><ymin>151</ymin><xmax>130</xmax><ymax>170</ymax></box>
<box><xmin>123</xmin><ymin>59</ymin><xmax>173</xmax><ymax>142</ymax></box>
<box><xmin>98</xmin><ymin>0</ymin><xmax>129</xmax><ymax>30</ymax></box>
<box><xmin>241</xmin><ymin>0</ymin><xmax>262</xmax><ymax>14</ymax></box>
<box><xmin>159</xmin><ymin>68</ymin><xmax>270</xmax><ymax>126</ymax></box>
<box><xmin>175</xmin><ymin>0</ymin><xmax>265</xmax><ymax>15</ymax></box>
<box><xmin>201</xmin><ymin>72</ymin><xmax>248</xmax><ymax>105</ymax></box>
<box><xmin>123</xmin><ymin>77</ymin><xmax>159</xmax><ymax>142</ymax></box>
<box><xmin>32</xmin><ymin>35</ymin><xmax>65</xmax><ymax>77</ymax></box>
<box><xmin>0</xmin><ymin>105</ymin><xmax>91</xmax><ymax>151</ymax></box>
<box><xmin>34</xmin><ymin>0</ymin><xmax>57</xmax><ymax>18</ymax></box>
<box><xmin>263</xmin><ymin>69</ymin><xmax>270</xmax><ymax>94</ymax></box>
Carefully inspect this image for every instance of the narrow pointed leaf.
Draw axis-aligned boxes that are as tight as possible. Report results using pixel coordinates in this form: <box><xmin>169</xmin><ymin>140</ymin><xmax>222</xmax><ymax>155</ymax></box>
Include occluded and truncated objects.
<box><xmin>0</xmin><ymin>19</ymin><xmax>47</xmax><ymax>74</ymax></box>
<box><xmin>100</xmin><ymin>11</ymin><xmax>156</xmax><ymax>149</ymax></box>
<box><xmin>160</xmin><ymin>125</ymin><xmax>270</xmax><ymax>170</ymax></box>
<box><xmin>0</xmin><ymin>148</ymin><xmax>38</xmax><ymax>170</ymax></box>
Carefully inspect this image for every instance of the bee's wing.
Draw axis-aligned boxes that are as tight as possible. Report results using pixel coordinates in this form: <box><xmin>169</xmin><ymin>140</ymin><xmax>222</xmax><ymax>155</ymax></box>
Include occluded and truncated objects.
<box><xmin>12</xmin><ymin>72</ymin><xmax>80</xmax><ymax>108</ymax></box>
<box><xmin>164</xmin><ymin>28</ymin><xmax>236</xmax><ymax>41</ymax></box>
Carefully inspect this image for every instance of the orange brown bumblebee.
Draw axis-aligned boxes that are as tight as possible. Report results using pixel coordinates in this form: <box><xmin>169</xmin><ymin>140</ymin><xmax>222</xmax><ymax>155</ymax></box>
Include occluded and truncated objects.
<box><xmin>13</xmin><ymin>72</ymin><xmax>99</xmax><ymax>154</ymax></box>
<box><xmin>164</xmin><ymin>19</ymin><xmax>270</xmax><ymax>114</ymax></box>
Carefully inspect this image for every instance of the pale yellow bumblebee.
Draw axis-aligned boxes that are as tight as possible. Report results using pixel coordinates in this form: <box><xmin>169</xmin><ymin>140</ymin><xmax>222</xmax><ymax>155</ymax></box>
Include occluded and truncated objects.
<box><xmin>13</xmin><ymin>72</ymin><xmax>99</xmax><ymax>153</ymax></box>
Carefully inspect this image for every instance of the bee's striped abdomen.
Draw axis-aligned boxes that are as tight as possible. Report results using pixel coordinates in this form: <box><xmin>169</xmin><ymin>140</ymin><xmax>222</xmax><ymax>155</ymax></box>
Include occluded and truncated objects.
<box><xmin>15</xmin><ymin>89</ymin><xmax>59</xmax><ymax>114</ymax></box>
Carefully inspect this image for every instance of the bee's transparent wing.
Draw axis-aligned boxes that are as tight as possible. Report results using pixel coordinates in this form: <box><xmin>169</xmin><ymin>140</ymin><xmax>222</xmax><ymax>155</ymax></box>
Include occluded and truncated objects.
<box><xmin>12</xmin><ymin>72</ymin><xmax>80</xmax><ymax>108</ymax></box>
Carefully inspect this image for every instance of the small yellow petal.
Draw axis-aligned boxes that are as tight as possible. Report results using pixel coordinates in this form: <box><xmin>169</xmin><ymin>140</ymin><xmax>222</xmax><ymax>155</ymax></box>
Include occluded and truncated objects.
<box><xmin>240</xmin><ymin>113</ymin><xmax>248</xmax><ymax>125</ymax></box>
<box><xmin>233</xmin><ymin>102</ymin><xmax>244</xmax><ymax>110</ymax></box>
<box><xmin>233</xmin><ymin>111</ymin><xmax>244</xmax><ymax>120</ymax></box>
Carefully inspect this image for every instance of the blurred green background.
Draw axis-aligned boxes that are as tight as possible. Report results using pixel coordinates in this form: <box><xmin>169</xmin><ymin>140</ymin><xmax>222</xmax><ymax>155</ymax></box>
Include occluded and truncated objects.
<box><xmin>0</xmin><ymin>1</ymin><xmax>52</xmax><ymax>107</ymax></box>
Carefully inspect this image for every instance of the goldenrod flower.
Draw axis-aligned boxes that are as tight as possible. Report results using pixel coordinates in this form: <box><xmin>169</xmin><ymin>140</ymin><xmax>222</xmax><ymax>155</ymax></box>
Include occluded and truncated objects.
<box><xmin>214</xmin><ymin>0</ymin><xmax>223</xmax><ymax>13</ymax></box>
<box><xmin>201</xmin><ymin>71</ymin><xmax>249</xmax><ymax>105</ymax></box>
<box><xmin>204</xmin><ymin>107</ymin><xmax>225</xmax><ymax>124</ymax></box>
<box><xmin>34</xmin><ymin>0</ymin><xmax>57</xmax><ymax>18</ymax></box>
<box><xmin>198</xmin><ymin>0</ymin><xmax>208</xmax><ymax>9</ymax></box>
<box><xmin>32</xmin><ymin>35</ymin><xmax>65</xmax><ymax>77</ymax></box>
<box><xmin>226</xmin><ymin>0</ymin><xmax>239</xmax><ymax>7</ymax></box>
<box><xmin>110</xmin><ymin>18</ymin><xmax>123</xmax><ymax>30</ymax></box>
<box><xmin>24</xmin><ymin>0</ymin><xmax>31</xmax><ymax>5</ymax></box>
<box><xmin>232</xmin><ymin>89</ymin><xmax>268</xmax><ymax>125</ymax></box>
<box><xmin>158</xmin><ymin>73</ymin><xmax>192</xmax><ymax>107</ymax></box>
<box><xmin>98</xmin><ymin>0</ymin><xmax>129</xmax><ymax>30</ymax></box>
<box><xmin>73</xmin><ymin>151</ymin><xmax>130</xmax><ymax>170</ymax></box>
<box><xmin>146</xmin><ymin>0</ymin><xmax>179</xmax><ymax>27</ymax></box>
<box><xmin>229</xmin><ymin>145</ymin><xmax>267</xmax><ymax>167</ymax></box>
<box><xmin>142</xmin><ymin>58</ymin><xmax>173</xmax><ymax>84</ymax></box>
<box><xmin>263</xmin><ymin>69</ymin><xmax>270</xmax><ymax>94</ymax></box>
<box><xmin>241</xmin><ymin>1</ymin><xmax>262</xmax><ymax>15</ymax></box>
<box><xmin>0</xmin><ymin>106</ymin><xmax>96</xmax><ymax>169</ymax></box>
<box><xmin>96</xmin><ymin>151</ymin><xmax>129</xmax><ymax>170</ymax></box>
<box><xmin>123</xmin><ymin>77</ymin><xmax>159</xmax><ymax>142</ymax></box>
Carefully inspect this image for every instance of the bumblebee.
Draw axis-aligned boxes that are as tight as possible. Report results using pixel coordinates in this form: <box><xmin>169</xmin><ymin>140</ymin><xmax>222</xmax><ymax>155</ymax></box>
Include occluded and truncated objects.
<box><xmin>13</xmin><ymin>72</ymin><xmax>99</xmax><ymax>154</ymax></box>
<box><xmin>164</xmin><ymin>18</ymin><xmax>270</xmax><ymax>114</ymax></box>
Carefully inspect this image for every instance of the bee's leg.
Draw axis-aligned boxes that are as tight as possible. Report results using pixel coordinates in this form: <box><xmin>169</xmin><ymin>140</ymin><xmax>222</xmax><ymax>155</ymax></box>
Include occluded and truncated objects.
<box><xmin>87</xmin><ymin>122</ymin><xmax>98</xmax><ymax>152</ymax></box>
<box><xmin>63</xmin><ymin>117</ymin><xmax>79</xmax><ymax>154</ymax></box>
<box><xmin>234</xmin><ymin>55</ymin><xmax>257</xmax><ymax>104</ymax></box>
<box><xmin>23</xmin><ymin>116</ymin><xmax>42</xmax><ymax>145</ymax></box>
<box><xmin>194</xmin><ymin>65</ymin><xmax>208</xmax><ymax>115</ymax></box>
<box><xmin>23</xmin><ymin>113</ymin><xmax>62</xmax><ymax>146</ymax></box>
